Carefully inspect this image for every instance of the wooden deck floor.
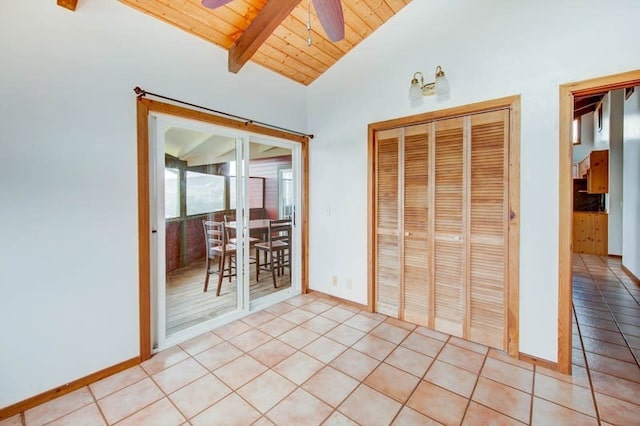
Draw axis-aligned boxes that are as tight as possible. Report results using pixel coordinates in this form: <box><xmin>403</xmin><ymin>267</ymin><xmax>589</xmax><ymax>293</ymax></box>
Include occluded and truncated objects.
<box><xmin>166</xmin><ymin>257</ymin><xmax>291</xmax><ymax>336</ymax></box>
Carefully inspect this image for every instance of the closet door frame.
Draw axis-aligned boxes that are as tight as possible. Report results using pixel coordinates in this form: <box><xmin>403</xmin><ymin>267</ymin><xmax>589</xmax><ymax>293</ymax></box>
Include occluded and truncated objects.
<box><xmin>367</xmin><ymin>95</ymin><xmax>521</xmax><ymax>358</ymax></box>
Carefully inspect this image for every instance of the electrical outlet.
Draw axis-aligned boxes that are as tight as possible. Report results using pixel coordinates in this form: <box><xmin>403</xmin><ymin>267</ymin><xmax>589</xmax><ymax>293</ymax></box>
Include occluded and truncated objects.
<box><xmin>332</xmin><ymin>276</ymin><xmax>338</xmax><ymax>286</ymax></box>
<box><xmin>346</xmin><ymin>279</ymin><xmax>352</xmax><ymax>289</ymax></box>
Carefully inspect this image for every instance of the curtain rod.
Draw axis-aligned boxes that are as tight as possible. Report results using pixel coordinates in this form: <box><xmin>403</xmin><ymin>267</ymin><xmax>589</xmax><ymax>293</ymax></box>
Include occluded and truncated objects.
<box><xmin>134</xmin><ymin>87</ymin><xmax>313</xmax><ymax>139</ymax></box>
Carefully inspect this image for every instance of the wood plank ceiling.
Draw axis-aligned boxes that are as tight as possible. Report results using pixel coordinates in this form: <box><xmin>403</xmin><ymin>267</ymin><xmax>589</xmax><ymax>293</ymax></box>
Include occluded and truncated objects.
<box><xmin>118</xmin><ymin>0</ymin><xmax>412</xmax><ymax>85</ymax></box>
<box><xmin>574</xmin><ymin>93</ymin><xmax>605</xmax><ymax>119</ymax></box>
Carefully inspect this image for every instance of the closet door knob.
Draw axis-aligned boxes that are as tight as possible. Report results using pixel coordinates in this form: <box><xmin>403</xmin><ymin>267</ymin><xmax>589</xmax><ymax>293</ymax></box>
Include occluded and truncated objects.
<box><xmin>405</xmin><ymin>232</ymin><xmax>411</xmax><ymax>237</ymax></box>
<box><xmin>453</xmin><ymin>235</ymin><xmax>461</xmax><ymax>241</ymax></box>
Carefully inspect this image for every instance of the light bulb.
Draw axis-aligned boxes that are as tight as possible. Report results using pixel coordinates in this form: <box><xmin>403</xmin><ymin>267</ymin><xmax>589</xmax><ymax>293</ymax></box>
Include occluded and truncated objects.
<box><xmin>409</xmin><ymin>80</ymin><xmax>422</xmax><ymax>101</ymax></box>
<box><xmin>434</xmin><ymin>66</ymin><xmax>449</xmax><ymax>95</ymax></box>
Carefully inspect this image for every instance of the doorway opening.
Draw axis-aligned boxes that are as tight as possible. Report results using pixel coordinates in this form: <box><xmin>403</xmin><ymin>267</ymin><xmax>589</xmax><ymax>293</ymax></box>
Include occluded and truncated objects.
<box><xmin>558</xmin><ymin>69</ymin><xmax>640</xmax><ymax>374</ymax></box>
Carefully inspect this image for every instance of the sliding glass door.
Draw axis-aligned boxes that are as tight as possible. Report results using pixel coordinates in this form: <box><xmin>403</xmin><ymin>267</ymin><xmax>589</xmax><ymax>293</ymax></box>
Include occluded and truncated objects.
<box><xmin>150</xmin><ymin>116</ymin><xmax>301</xmax><ymax>350</ymax></box>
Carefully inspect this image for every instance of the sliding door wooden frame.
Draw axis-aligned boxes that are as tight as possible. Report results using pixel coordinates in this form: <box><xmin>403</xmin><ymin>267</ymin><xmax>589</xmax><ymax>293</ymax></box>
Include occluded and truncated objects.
<box><xmin>367</xmin><ymin>95</ymin><xmax>521</xmax><ymax>357</ymax></box>
<box><xmin>136</xmin><ymin>98</ymin><xmax>310</xmax><ymax>361</ymax></box>
<box><xmin>557</xmin><ymin>70</ymin><xmax>640</xmax><ymax>374</ymax></box>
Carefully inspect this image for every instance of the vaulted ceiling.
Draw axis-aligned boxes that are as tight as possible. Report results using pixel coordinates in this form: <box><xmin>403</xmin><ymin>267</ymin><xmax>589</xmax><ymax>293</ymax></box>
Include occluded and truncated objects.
<box><xmin>116</xmin><ymin>0</ymin><xmax>411</xmax><ymax>85</ymax></box>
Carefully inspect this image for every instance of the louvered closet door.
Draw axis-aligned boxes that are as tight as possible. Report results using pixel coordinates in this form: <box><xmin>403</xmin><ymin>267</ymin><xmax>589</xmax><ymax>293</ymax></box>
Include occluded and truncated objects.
<box><xmin>468</xmin><ymin>110</ymin><xmax>509</xmax><ymax>348</ymax></box>
<box><xmin>433</xmin><ymin>117</ymin><xmax>465</xmax><ymax>337</ymax></box>
<box><xmin>375</xmin><ymin>129</ymin><xmax>401</xmax><ymax>316</ymax></box>
<box><xmin>402</xmin><ymin>124</ymin><xmax>430</xmax><ymax>326</ymax></box>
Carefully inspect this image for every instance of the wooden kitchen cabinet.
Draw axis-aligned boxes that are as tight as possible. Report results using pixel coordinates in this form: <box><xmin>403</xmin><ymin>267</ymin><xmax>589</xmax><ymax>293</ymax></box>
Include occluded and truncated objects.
<box><xmin>586</xmin><ymin>150</ymin><xmax>608</xmax><ymax>194</ymax></box>
<box><xmin>573</xmin><ymin>212</ymin><xmax>608</xmax><ymax>255</ymax></box>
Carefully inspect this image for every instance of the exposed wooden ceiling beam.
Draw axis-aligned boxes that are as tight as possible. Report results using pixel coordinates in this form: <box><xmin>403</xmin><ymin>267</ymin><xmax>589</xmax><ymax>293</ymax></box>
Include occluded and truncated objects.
<box><xmin>574</xmin><ymin>94</ymin><xmax>603</xmax><ymax>110</ymax></box>
<box><xmin>228</xmin><ymin>0</ymin><xmax>301</xmax><ymax>74</ymax></box>
<box><xmin>57</xmin><ymin>0</ymin><xmax>78</xmax><ymax>11</ymax></box>
<box><xmin>573</xmin><ymin>93</ymin><xmax>604</xmax><ymax>118</ymax></box>
<box><xmin>574</xmin><ymin>104</ymin><xmax>597</xmax><ymax>118</ymax></box>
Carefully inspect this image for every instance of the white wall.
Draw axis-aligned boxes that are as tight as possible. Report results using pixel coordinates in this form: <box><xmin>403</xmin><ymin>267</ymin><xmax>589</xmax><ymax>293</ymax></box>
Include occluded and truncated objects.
<box><xmin>307</xmin><ymin>0</ymin><xmax>640</xmax><ymax>362</ymax></box>
<box><xmin>623</xmin><ymin>87</ymin><xmax>640</xmax><ymax>278</ymax></box>
<box><xmin>573</xmin><ymin>112</ymin><xmax>595</xmax><ymax>163</ymax></box>
<box><xmin>0</xmin><ymin>1</ymin><xmax>306</xmax><ymax>408</ymax></box>
<box><xmin>594</xmin><ymin>91</ymin><xmax>625</xmax><ymax>254</ymax></box>
<box><xmin>572</xmin><ymin>93</ymin><xmax>627</xmax><ymax>256</ymax></box>
<box><xmin>594</xmin><ymin>92</ymin><xmax>612</xmax><ymax>149</ymax></box>
<box><xmin>608</xmin><ymin>90</ymin><xmax>625</xmax><ymax>255</ymax></box>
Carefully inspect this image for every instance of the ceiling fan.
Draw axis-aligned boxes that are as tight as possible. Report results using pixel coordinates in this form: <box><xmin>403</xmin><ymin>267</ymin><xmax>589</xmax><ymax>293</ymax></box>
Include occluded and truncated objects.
<box><xmin>201</xmin><ymin>0</ymin><xmax>345</xmax><ymax>42</ymax></box>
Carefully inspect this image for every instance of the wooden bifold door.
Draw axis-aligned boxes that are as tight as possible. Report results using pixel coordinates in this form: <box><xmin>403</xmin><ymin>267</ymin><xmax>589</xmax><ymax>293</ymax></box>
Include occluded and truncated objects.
<box><xmin>374</xmin><ymin>108</ymin><xmax>514</xmax><ymax>351</ymax></box>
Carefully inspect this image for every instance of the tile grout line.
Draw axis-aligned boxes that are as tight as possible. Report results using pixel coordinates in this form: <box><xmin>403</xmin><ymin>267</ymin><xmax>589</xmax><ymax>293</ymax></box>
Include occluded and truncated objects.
<box><xmin>387</xmin><ymin>333</ymin><xmax>452</xmax><ymax>425</ymax></box>
<box><xmin>305</xmin><ymin>314</ymin><xmax>392</xmax><ymax>424</ymax></box>
<box><xmin>580</xmin><ymin>322</ymin><xmax>640</xmax><ymax>368</ymax></box>
<box><xmin>299</xmin><ymin>309</ymin><xmax>398</xmax><ymax>424</ymax></box>
<box><xmin>458</xmin><ymin>344</ymin><xmax>489</xmax><ymax>424</ymax></box>
<box><xmin>187</xmin><ymin>300</ymin><xmax>373</xmax><ymax>425</ymax></box>
<box><xmin>167</xmin><ymin>309</ymin><xmax>301</xmax><ymax>423</ymax></box>
<box><xmin>596</xmin><ymin>256</ymin><xmax>640</xmax><ymax>367</ymax></box>
<box><xmin>603</xmin><ymin>258</ymin><xmax>640</xmax><ymax>306</ymax></box>
<box><xmin>201</xmin><ymin>300</ymin><xmax>325</xmax><ymax>424</ymax></box>
<box><xmin>304</xmin><ymin>315</ymin><xmax>405</xmax><ymax>426</ymax></box>
<box><xmin>268</xmin><ymin>305</ymin><xmax>364</xmax><ymax>424</ymax></box>
<box><xmin>32</xmin><ymin>389</ymin><xmax>98</xmax><ymax>426</ymax></box>
<box><xmin>588</xmin><ymin>256</ymin><xmax>640</xmax><ymax>368</ymax></box>
<box><xmin>467</xmin><ymin>378</ymin><xmax>533</xmax><ymax>424</ymax></box>
<box><xmin>134</xmin><ymin>367</ymin><xmax>190</xmax><ymax>425</ymax></box>
<box><xmin>530</xmin><ymin>365</ymin><xmax>536</xmax><ymax>425</ymax></box>
<box><xmin>301</xmin><ymin>318</ymin><xmax>419</xmax><ymax>425</ymax></box>
<box><xmin>149</xmin><ymin>306</ymin><xmax>302</xmax><ymax>424</ymax></box>
<box><xmin>86</xmin><ymin>384</ymin><xmax>110</xmax><ymax>426</ymax></box>
<box><xmin>575</xmin><ymin>255</ymin><xmax>605</xmax><ymax>425</ymax></box>
<box><xmin>573</xmin><ymin>320</ymin><xmax>602</xmax><ymax>424</ymax></box>
<box><xmin>31</xmin><ymin>286</ymin><xmax>635</xmax><ymax>426</ymax></box>
<box><xmin>369</xmin><ymin>323</ymin><xmax>426</xmax><ymax>425</ymax></box>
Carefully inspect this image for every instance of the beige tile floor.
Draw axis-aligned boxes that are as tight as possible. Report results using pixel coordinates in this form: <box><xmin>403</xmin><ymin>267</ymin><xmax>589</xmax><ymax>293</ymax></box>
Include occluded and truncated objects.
<box><xmin>3</xmin><ymin>254</ymin><xmax>639</xmax><ymax>425</ymax></box>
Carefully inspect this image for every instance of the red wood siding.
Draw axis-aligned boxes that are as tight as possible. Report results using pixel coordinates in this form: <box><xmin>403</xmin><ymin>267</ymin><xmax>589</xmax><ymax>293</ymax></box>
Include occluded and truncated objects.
<box><xmin>249</xmin><ymin>155</ymin><xmax>292</xmax><ymax>220</ymax></box>
<box><xmin>185</xmin><ymin>217</ymin><xmax>205</xmax><ymax>266</ymax></box>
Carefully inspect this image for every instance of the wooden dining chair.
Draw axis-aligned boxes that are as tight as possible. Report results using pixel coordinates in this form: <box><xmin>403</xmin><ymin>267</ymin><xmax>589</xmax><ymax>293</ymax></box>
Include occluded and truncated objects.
<box><xmin>223</xmin><ymin>212</ymin><xmax>260</xmax><ymax>246</ymax></box>
<box><xmin>223</xmin><ymin>213</ymin><xmax>260</xmax><ymax>277</ymax></box>
<box><xmin>255</xmin><ymin>219</ymin><xmax>291</xmax><ymax>288</ymax></box>
<box><xmin>202</xmin><ymin>220</ymin><xmax>236</xmax><ymax>296</ymax></box>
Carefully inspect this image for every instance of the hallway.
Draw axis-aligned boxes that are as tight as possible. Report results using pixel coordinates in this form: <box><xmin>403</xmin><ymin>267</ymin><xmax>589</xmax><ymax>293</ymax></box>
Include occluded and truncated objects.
<box><xmin>572</xmin><ymin>254</ymin><xmax>640</xmax><ymax>423</ymax></box>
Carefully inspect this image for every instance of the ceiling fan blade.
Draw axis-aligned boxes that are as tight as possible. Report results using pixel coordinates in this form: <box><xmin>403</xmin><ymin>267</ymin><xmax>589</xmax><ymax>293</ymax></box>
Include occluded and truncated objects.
<box><xmin>201</xmin><ymin>0</ymin><xmax>233</xmax><ymax>9</ymax></box>
<box><xmin>312</xmin><ymin>0</ymin><xmax>345</xmax><ymax>42</ymax></box>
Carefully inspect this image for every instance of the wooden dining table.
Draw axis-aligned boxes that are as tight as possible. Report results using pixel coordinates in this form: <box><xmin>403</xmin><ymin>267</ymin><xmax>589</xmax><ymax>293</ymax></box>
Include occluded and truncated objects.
<box><xmin>226</xmin><ymin>219</ymin><xmax>271</xmax><ymax>232</ymax></box>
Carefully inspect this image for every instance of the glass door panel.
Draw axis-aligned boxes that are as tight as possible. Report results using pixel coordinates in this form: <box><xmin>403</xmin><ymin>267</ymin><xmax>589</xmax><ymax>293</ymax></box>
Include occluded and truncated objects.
<box><xmin>246</xmin><ymin>140</ymin><xmax>299</xmax><ymax>305</ymax></box>
<box><xmin>278</xmin><ymin>168</ymin><xmax>294</xmax><ymax>219</ymax></box>
<box><xmin>157</xmin><ymin>123</ymin><xmax>244</xmax><ymax>343</ymax></box>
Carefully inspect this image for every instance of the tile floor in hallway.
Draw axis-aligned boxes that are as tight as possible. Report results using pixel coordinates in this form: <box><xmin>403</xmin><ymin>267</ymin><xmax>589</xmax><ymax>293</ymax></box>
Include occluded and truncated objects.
<box><xmin>3</xmin><ymin>254</ymin><xmax>639</xmax><ymax>425</ymax></box>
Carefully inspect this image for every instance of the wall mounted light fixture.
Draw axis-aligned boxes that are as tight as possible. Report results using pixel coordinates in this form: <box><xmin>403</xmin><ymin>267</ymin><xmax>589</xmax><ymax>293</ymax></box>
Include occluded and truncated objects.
<box><xmin>409</xmin><ymin>65</ymin><xmax>449</xmax><ymax>100</ymax></box>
